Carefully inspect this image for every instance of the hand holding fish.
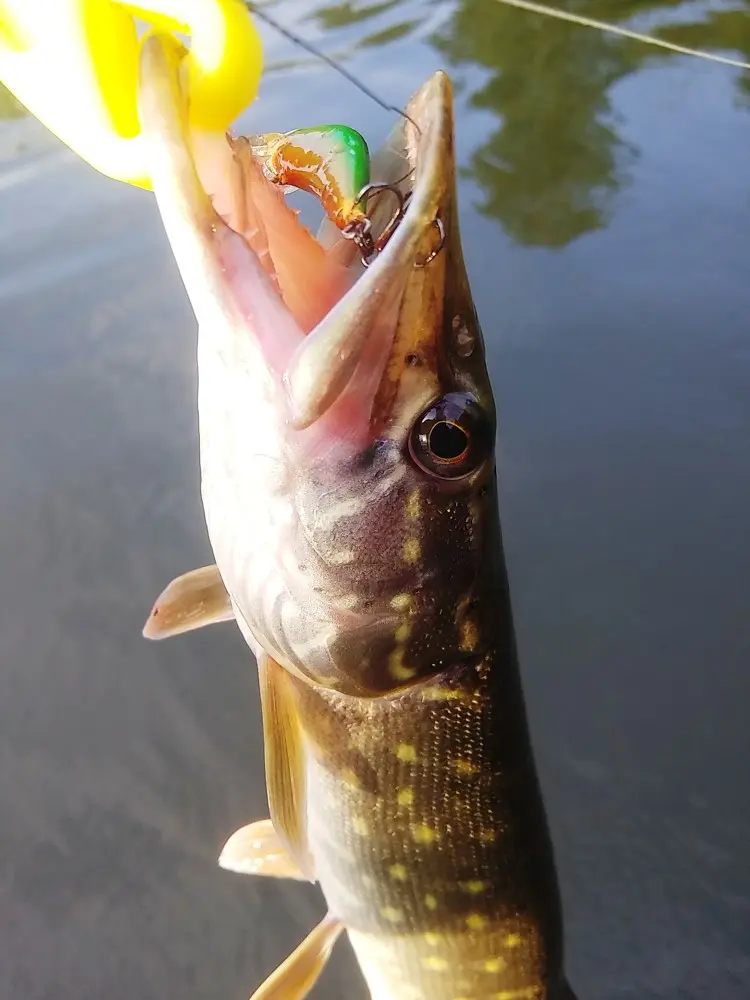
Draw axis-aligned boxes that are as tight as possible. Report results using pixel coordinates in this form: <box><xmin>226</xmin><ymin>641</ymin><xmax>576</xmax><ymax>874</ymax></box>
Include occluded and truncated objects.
<box><xmin>0</xmin><ymin>0</ymin><xmax>262</xmax><ymax>187</ymax></box>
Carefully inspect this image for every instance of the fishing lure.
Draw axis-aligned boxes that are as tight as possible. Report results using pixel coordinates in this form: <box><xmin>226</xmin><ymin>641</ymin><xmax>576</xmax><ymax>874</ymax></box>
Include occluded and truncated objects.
<box><xmin>250</xmin><ymin>125</ymin><xmax>406</xmax><ymax>262</ymax></box>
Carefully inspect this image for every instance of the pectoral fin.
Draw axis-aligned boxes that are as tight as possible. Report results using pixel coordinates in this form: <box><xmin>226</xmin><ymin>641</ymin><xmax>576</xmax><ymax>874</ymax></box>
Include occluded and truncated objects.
<box><xmin>258</xmin><ymin>654</ymin><xmax>313</xmax><ymax>879</ymax></box>
<box><xmin>218</xmin><ymin>819</ymin><xmax>308</xmax><ymax>881</ymax></box>
<box><xmin>142</xmin><ymin>564</ymin><xmax>234</xmax><ymax>639</ymax></box>
<box><xmin>248</xmin><ymin>913</ymin><xmax>343</xmax><ymax>1000</ymax></box>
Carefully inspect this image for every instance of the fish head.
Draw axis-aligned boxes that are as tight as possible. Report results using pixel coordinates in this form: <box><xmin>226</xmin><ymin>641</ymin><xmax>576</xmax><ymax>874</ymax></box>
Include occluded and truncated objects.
<box><xmin>139</xmin><ymin>34</ymin><xmax>500</xmax><ymax>696</ymax></box>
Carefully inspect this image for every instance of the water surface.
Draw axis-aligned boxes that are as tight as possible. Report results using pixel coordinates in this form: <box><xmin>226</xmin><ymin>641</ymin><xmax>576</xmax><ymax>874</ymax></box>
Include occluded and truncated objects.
<box><xmin>1</xmin><ymin>2</ymin><xmax>749</xmax><ymax>998</ymax></box>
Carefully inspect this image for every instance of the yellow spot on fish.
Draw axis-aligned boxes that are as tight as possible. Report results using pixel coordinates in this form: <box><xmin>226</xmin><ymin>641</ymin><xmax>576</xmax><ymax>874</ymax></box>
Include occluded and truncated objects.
<box><xmin>484</xmin><ymin>958</ymin><xmax>507</xmax><ymax>973</ymax></box>
<box><xmin>396</xmin><ymin>744</ymin><xmax>418</xmax><ymax>763</ymax></box>
<box><xmin>424</xmin><ymin>893</ymin><xmax>438</xmax><ymax>911</ymax></box>
<box><xmin>423</xmin><ymin>956</ymin><xmax>449</xmax><ymax>972</ymax></box>
<box><xmin>421</xmin><ymin>686</ymin><xmax>463</xmax><ymax>701</ymax></box>
<box><xmin>389</xmin><ymin>863</ymin><xmax>408</xmax><ymax>881</ymax></box>
<box><xmin>380</xmin><ymin>906</ymin><xmax>405</xmax><ymax>923</ymax></box>
<box><xmin>453</xmin><ymin>759</ymin><xmax>480</xmax><ymax>776</ymax></box>
<box><xmin>424</xmin><ymin>932</ymin><xmax>441</xmax><ymax>946</ymax></box>
<box><xmin>479</xmin><ymin>829</ymin><xmax>498</xmax><ymax>844</ymax></box>
<box><xmin>503</xmin><ymin>933</ymin><xmax>522</xmax><ymax>949</ymax></box>
<box><xmin>329</xmin><ymin>548</ymin><xmax>355</xmax><ymax>565</ymax></box>
<box><xmin>466</xmin><ymin>913</ymin><xmax>488</xmax><ymax>931</ymax></box>
<box><xmin>394</xmin><ymin>622</ymin><xmax>412</xmax><ymax>643</ymax></box>
<box><xmin>494</xmin><ymin>989</ymin><xmax>540</xmax><ymax>1000</ymax></box>
<box><xmin>340</xmin><ymin>767</ymin><xmax>361</xmax><ymax>789</ymax></box>
<box><xmin>397</xmin><ymin>788</ymin><xmax>414</xmax><ymax>807</ymax></box>
<box><xmin>402</xmin><ymin>538</ymin><xmax>421</xmax><ymax>564</ymax></box>
<box><xmin>352</xmin><ymin>816</ymin><xmax>370</xmax><ymax>836</ymax></box>
<box><xmin>390</xmin><ymin>593</ymin><xmax>413</xmax><ymax>612</ymax></box>
<box><xmin>460</xmin><ymin>619</ymin><xmax>479</xmax><ymax>651</ymax></box>
<box><xmin>389</xmin><ymin>649</ymin><xmax>416</xmax><ymax>681</ymax></box>
<box><xmin>411</xmin><ymin>823</ymin><xmax>437</xmax><ymax>845</ymax></box>
<box><xmin>406</xmin><ymin>490</ymin><xmax>421</xmax><ymax>519</ymax></box>
<box><xmin>460</xmin><ymin>880</ymin><xmax>487</xmax><ymax>894</ymax></box>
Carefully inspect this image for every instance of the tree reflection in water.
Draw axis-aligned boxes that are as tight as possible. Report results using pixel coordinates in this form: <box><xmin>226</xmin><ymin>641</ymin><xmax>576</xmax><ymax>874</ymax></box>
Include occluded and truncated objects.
<box><xmin>304</xmin><ymin>0</ymin><xmax>750</xmax><ymax>247</ymax></box>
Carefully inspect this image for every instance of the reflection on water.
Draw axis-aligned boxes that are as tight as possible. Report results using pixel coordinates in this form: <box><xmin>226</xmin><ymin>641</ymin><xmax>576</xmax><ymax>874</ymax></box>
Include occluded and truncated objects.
<box><xmin>279</xmin><ymin>0</ymin><xmax>750</xmax><ymax>246</ymax></box>
<box><xmin>310</xmin><ymin>0</ymin><xmax>419</xmax><ymax>47</ymax></box>
<box><xmin>313</xmin><ymin>0</ymin><xmax>403</xmax><ymax>29</ymax></box>
<box><xmin>655</xmin><ymin>3</ymin><xmax>750</xmax><ymax>100</ymax></box>
<box><xmin>434</xmin><ymin>0</ymin><xmax>750</xmax><ymax>245</ymax></box>
<box><xmin>431</xmin><ymin>1</ymin><xmax>640</xmax><ymax>246</ymax></box>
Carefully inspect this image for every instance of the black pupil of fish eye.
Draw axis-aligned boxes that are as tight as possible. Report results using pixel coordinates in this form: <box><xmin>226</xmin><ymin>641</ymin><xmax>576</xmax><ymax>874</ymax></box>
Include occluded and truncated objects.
<box><xmin>429</xmin><ymin>420</ymin><xmax>468</xmax><ymax>461</ymax></box>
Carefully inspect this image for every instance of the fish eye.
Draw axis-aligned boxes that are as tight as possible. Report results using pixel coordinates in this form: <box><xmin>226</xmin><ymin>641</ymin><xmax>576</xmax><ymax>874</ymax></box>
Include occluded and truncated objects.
<box><xmin>409</xmin><ymin>392</ymin><xmax>492</xmax><ymax>480</ymax></box>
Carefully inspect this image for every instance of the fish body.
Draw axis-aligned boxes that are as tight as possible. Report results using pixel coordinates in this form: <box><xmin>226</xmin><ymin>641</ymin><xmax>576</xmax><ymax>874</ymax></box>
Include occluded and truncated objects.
<box><xmin>138</xmin><ymin>30</ymin><xmax>575</xmax><ymax>1000</ymax></box>
<box><xmin>289</xmin><ymin>627</ymin><xmax>565</xmax><ymax>1000</ymax></box>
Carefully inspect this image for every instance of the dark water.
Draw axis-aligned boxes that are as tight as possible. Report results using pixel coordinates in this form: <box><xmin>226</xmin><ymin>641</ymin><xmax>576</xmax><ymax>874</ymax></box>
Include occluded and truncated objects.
<box><xmin>1</xmin><ymin>2</ymin><xmax>749</xmax><ymax>998</ymax></box>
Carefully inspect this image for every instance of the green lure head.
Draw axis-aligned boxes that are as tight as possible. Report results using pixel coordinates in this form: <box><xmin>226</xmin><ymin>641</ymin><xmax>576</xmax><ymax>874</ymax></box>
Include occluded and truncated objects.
<box><xmin>288</xmin><ymin>125</ymin><xmax>371</xmax><ymax>200</ymax></box>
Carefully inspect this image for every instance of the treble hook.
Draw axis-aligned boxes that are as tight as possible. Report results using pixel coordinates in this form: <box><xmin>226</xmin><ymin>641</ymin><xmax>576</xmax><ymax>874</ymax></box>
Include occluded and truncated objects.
<box><xmin>341</xmin><ymin>184</ymin><xmax>445</xmax><ymax>270</ymax></box>
<box><xmin>344</xmin><ymin>182</ymin><xmax>409</xmax><ymax>267</ymax></box>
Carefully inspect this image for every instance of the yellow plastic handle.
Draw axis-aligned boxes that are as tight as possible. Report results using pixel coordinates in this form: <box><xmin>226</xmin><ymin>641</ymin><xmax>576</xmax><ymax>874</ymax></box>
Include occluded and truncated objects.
<box><xmin>0</xmin><ymin>0</ymin><xmax>262</xmax><ymax>188</ymax></box>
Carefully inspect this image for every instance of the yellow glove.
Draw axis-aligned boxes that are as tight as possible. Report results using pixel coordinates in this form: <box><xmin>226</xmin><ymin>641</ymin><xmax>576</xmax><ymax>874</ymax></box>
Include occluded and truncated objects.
<box><xmin>0</xmin><ymin>0</ymin><xmax>263</xmax><ymax>189</ymax></box>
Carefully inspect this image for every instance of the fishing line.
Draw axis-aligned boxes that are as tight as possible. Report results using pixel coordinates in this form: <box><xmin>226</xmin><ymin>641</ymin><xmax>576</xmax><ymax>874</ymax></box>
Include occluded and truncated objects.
<box><xmin>244</xmin><ymin>1</ymin><xmax>421</xmax><ymax>254</ymax></box>
<box><xmin>244</xmin><ymin>2</ymin><xmax>420</xmax><ymax>130</ymax></box>
<box><xmin>488</xmin><ymin>0</ymin><xmax>750</xmax><ymax>72</ymax></box>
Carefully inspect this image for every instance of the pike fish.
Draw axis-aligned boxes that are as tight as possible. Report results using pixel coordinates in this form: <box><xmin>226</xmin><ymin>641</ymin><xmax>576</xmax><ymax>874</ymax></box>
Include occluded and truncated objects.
<box><xmin>137</xmin><ymin>30</ymin><xmax>576</xmax><ymax>1000</ymax></box>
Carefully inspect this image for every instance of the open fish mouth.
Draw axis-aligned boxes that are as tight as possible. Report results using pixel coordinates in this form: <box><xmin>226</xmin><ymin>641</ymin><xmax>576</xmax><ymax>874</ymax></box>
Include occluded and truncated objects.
<box><xmin>136</xmin><ymin>31</ymin><xmax>456</xmax><ymax>448</ymax></box>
